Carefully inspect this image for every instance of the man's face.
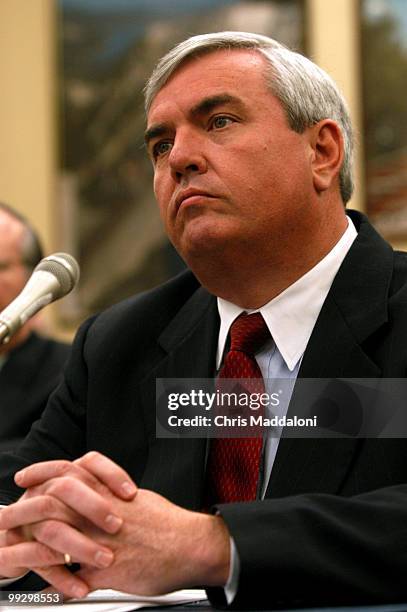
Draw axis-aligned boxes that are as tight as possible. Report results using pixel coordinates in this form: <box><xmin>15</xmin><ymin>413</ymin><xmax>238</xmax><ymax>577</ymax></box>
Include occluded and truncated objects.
<box><xmin>0</xmin><ymin>211</ymin><xmax>29</xmax><ymax>314</ymax></box>
<box><xmin>146</xmin><ymin>49</ymin><xmax>315</xmax><ymax>266</ymax></box>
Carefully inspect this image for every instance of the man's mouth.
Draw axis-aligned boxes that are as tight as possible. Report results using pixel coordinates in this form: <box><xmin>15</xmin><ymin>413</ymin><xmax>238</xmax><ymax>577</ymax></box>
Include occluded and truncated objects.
<box><xmin>175</xmin><ymin>188</ymin><xmax>215</xmax><ymax>211</ymax></box>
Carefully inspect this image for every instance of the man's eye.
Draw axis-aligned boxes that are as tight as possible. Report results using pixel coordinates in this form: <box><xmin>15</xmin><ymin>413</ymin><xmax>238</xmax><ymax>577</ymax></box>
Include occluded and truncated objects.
<box><xmin>153</xmin><ymin>141</ymin><xmax>172</xmax><ymax>158</ymax></box>
<box><xmin>211</xmin><ymin>116</ymin><xmax>233</xmax><ymax>129</ymax></box>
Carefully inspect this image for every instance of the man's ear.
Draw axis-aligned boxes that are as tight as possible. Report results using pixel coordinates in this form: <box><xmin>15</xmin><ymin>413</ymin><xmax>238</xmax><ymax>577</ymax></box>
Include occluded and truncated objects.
<box><xmin>309</xmin><ymin>120</ymin><xmax>344</xmax><ymax>195</ymax></box>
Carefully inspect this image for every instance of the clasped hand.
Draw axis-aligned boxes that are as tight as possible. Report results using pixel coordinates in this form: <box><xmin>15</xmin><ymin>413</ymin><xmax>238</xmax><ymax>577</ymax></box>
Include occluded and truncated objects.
<box><xmin>0</xmin><ymin>452</ymin><xmax>230</xmax><ymax>599</ymax></box>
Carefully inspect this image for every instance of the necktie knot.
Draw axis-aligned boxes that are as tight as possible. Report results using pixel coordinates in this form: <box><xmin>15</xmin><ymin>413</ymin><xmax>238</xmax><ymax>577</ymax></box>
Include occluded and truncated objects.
<box><xmin>229</xmin><ymin>312</ymin><xmax>270</xmax><ymax>355</ymax></box>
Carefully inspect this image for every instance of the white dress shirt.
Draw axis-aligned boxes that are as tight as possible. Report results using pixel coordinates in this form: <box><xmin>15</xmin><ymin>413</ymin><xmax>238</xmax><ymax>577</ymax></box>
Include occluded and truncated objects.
<box><xmin>220</xmin><ymin>216</ymin><xmax>357</xmax><ymax>601</ymax></box>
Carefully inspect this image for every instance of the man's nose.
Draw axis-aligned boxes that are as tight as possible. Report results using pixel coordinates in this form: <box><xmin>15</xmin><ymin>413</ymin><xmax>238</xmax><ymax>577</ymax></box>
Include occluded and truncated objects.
<box><xmin>169</xmin><ymin>130</ymin><xmax>207</xmax><ymax>181</ymax></box>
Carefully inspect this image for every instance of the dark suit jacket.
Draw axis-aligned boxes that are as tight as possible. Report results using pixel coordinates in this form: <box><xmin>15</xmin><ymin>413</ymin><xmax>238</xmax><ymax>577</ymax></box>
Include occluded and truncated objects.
<box><xmin>0</xmin><ymin>333</ymin><xmax>70</xmax><ymax>452</ymax></box>
<box><xmin>1</xmin><ymin>211</ymin><xmax>407</xmax><ymax>608</ymax></box>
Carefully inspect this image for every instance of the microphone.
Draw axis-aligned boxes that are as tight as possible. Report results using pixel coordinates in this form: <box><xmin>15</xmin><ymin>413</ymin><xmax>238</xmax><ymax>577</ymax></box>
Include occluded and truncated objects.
<box><xmin>0</xmin><ymin>252</ymin><xmax>80</xmax><ymax>345</ymax></box>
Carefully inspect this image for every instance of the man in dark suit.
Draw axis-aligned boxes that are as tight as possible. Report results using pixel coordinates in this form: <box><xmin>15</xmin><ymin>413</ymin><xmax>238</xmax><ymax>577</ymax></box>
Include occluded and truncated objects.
<box><xmin>0</xmin><ymin>32</ymin><xmax>407</xmax><ymax>609</ymax></box>
<box><xmin>0</xmin><ymin>203</ymin><xmax>70</xmax><ymax>451</ymax></box>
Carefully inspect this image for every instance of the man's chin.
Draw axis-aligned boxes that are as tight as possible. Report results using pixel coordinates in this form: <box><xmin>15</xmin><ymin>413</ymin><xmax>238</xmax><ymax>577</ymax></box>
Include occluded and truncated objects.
<box><xmin>176</xmin><ymin>225</ymin><xmax>230</xmax><ymax>262</ymax></box>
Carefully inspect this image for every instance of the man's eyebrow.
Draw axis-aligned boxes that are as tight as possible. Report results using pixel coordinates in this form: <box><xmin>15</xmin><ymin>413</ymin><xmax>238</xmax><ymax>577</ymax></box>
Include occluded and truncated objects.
<box><xmin>144</xmin><ymin>94</ymin><xmax>243</xmax><ymax>147</ymax></box>
<box><xmin>144</xmin><ymin>124</ymin><xmax>168</xmax><ymax>148</ymax></box>
<box><xmin>190</xmin><ymin>93</ymin><xmax>243</xmax><ymax>117</ymax></box>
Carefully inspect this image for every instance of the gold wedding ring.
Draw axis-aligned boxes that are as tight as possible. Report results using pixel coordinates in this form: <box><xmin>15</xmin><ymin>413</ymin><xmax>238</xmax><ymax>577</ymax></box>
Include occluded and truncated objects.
<box><xmin>23</xmin><ymin>525</ymin><xmax>73</xmax><ymax>567</ymax></box>
<box><xmin>64</xmin><ymin>553</ymin><xmax>72</xmax><ymax>566</ymax></box>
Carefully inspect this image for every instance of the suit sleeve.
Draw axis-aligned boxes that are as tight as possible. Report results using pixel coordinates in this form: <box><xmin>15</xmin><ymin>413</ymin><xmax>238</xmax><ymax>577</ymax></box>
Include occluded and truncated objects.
<box><xmin>0</xmin><ymin>316</ymin><xmax>96</xmax><ymax>504</ymax></box>
<box><xmin>207</xmin><ymin>485</ymin><xmax>407</xmax><ymax>609</ymax></box>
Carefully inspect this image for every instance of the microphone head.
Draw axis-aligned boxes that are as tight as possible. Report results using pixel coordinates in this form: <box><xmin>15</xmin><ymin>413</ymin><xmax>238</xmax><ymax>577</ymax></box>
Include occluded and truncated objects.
<box><xmin>34</xmin><ymin>252</ymin><xmax>80</xmax><ymax>298</ymax></box>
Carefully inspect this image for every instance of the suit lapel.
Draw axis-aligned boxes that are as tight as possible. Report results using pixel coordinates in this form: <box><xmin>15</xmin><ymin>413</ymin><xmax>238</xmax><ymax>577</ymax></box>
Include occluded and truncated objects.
<box><xmin>266</xmin><ymin>212</ymin><xmax>394</xmax><ymax>498</ymax></box>
<box><xmin>137</xmin><ymin>287</ymin><xmax>218</xmax><ymax>510</ymax></box>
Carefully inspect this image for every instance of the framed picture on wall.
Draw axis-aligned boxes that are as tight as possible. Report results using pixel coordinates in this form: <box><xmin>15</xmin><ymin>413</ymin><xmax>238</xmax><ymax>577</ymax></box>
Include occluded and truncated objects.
<box><xmin>361</xmin><ymin>0</ymin><xmax>407</xmax><ymax>246</ymax></box>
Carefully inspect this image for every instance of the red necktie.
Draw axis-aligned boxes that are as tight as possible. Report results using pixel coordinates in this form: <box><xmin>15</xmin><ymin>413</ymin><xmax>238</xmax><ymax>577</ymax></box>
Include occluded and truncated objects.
<box><xmin>205</xmin><ymin>312</ymin><xmax>271</xmax><ymax>504</ymax></box>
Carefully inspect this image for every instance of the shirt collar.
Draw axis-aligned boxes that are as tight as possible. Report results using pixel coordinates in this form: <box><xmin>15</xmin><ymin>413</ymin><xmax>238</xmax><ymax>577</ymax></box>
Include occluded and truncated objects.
<box><xmin>216</xmin><ymin>216</ymin><xmax>357</xmax><ymax>371</ymax></box>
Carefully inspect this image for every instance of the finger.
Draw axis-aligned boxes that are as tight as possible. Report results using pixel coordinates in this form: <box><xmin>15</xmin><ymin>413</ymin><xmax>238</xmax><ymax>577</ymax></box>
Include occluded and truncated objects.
<box><xmin>74</xmin><ymin>452</ymin><xmax>137</xmax><ymax>499</ymax></box>
<box><xmin>4</xmin><ymin>528</ymin><xmax>26</xmax><ymax>546</ymax></box>
<box><xmin>6</xmin><ymin>478</ymin><xmax>122</xmax><ymax>535</ymax></box>
<box><xmin>15</xmin><ymin>455</ymin><xmax>137</xmax><ymax>500</ymax></box>
<box><xmin>0</xmin><ymin>540</ymin><xmax>66</xmax><ymax>573</ymax></box>
<box><xmin>44</xmin><ymin>477</ymin><xmax>123</xmax><ymax>533</ymax></box>
<box><xmin>0</xmin><ymin>496</ymin><xmax>78</xmax><ymax>532</ymax></box>
<box><xmin>35</xmin><ymin>565</ymin><xmax>89</xmax><ymax>600</ymax></box>
<box><xmin>32</xmin><ymin>519</ymin><xmax>115</xmax><ymax>569</ymax></box>
<box><xmin>15</xmin><ymin>460</ymin><xmax>101</xmax><ymax>490</ymax></box>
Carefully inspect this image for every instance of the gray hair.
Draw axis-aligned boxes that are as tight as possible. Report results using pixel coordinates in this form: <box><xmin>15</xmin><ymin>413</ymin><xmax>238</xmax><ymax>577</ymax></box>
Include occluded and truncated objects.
<box><xmin>144</xmin><ymin>31</ymin><xmax>354</xmax><ymax>204</ymax></box>
<box><xmin>0</xmin><ymin>201</ymin><xmax>43</xmax><ymax>272</ymax></box>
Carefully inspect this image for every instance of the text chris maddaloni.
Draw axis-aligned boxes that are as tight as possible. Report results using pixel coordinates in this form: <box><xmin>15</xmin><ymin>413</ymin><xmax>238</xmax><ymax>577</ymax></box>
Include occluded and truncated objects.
<box><xmin>164</xmin><ymin>387</ymin><xmax>318</xmax><ymax>430</ymax></box>
<box><xmin>167</xmin><ymin>414</ymin><xmax>318</xmax><ymax>428</ymax></box>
